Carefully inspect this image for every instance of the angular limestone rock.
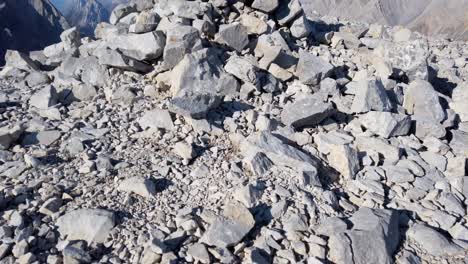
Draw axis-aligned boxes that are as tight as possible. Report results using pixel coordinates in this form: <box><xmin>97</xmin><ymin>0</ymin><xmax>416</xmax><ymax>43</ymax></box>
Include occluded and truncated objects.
<box><xmin>359</xmin><ymin>111</ymin><xmax>411</xmax><ymax>138</ymax></box>
<box><xmin>56</xmin><ymin>209</ymin><xmax>115</xmax><ymax>243</ymax></box>
<box><xmin>201</xmin><ymin>201</ymin><xmax>255</xmax><ymax>247</ymax></box>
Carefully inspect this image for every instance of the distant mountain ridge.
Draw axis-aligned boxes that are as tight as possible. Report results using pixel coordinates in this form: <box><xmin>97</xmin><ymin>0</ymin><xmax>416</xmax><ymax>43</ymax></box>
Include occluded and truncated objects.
<box><xmin>0</xmin><ymin>0</ymin><xmax>69</xmax><ymax>65</ymax></box>
<box><xmin>300</xmin><ymin>0</ymin><xmax>468</xmax><ymax>40</ymax></box>
<box><xmin>62</xmin><ymin>0</ymin><xmax>110</xmax><ymax>36</ymax></box>
<box><xmin>51</xmin><ymin>0</ymin><xmax>129</xmax><ymax>36</ymax></box>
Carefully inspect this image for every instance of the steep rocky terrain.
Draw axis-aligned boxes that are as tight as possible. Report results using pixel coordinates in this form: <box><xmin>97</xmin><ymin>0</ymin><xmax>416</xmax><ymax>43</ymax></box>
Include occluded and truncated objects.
<box><xmin>0</xmin><ymin>0</ymin><xmax>467</xmax><ymax>263</ymax></box>
<box><xmin>0</xmin><ymin>0</ymin><xmax>69</xmax><ymax>65</ymax></box>
<box><xmin>300</xmin><ymin>0</ymin><xmax>468</xmax><ymax>40</ymax></box>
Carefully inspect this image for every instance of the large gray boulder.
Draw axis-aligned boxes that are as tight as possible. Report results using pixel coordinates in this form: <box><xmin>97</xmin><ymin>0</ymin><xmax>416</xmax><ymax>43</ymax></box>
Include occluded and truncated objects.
<box><xmin>56</xmin><ymin>209</ymin><xmax>116</xmax><ymax>243</ymax></box>
<box><xmin>97</xmin><ymin>49</ymin><xmax>153</xmax><ymax>73</ymax></box>
<box><xmin>138</xmin><ymin>109</ymin><xmax>174</xmax><ymax>130</ymax></box>
<box><xmin>281</xmin><ymin>95</ymin><xmax>335</xmax><ymax>128</ymax></box>
<box><xmin>296</xmin><ymin>50</ymin><xmax>334</xmax><ymax>86</ymax></box>
<box><xmin>407</xmin><ymin>223</ymin><xmax>463</xmax><ymax>256</ymax></box>
<box><xmin>201</xmin><ymin>201</ymin><xmax>255</xmax><ymax>247</ymax></box>
<box><xmin>0</xmin><ymin>124</ymin><xmax>24</xmax><ymax>150</ymax></box>
<box><xmin>359</xmin><ymin>111</ymin><xmax>412</xmax><ymax>138</ymax></box>
<box><xmin>117</xmin><ymin>177</ymin><xmax>156</xmax><ymax>198</ymax></box>
<box><xmin>404</xmin><ymin>80</ymin><xmax>445</xmax><ymax>123</ymax></box>
<box><xmin>4</xmin><ymin>50</ymin><xmax>40</xmax><ymax>71</ymax></box>
<box><xmin>163</xmin><ymin>24</ymin><xmax>202</xmax><ymax>69</ymax></box>
<box><xmin>379</xmin><ymin>39</ymin><xmax>430</xmax><ymax>82</ymax></box>
<box><xmin>216</xmin><ymin>24</ymin><xmax>250</xmax><ymax>52</ymax></box>
<box><xmin>29</xmin><ymin>86</ymin><xmax>58</xmax><ymax>110</ymax></box>
<box><xmin>329</xmin><ymin>208</ymin><xmax>400</xmax><ymax>264</ymax></box>
<box><xmin>106</xmin><ymin>31</ymin><xmax>166</xmax><ymax>61</ymax></box>
<box><xmin>168</xmin><ymin>93</ymin><xmax>222</xmax><ymax>119</ymax></box>
<box><xmin>110</xmin><ymin>3</ymin><xmax>137</xmax><ymax>25</ymax></box>
<box><xmin>251</xmin><ymin>0</ymin><xmax>279</xmax><ymax>13</ymax></box>
<box><xmin>351</xmin><ymin>78</ymin><xmax>392</xmax><ymax>113</ymax></box>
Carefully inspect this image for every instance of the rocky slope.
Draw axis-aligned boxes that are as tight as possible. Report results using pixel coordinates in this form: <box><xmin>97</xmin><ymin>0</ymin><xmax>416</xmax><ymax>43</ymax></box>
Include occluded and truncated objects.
<box><xmin>0</xmin><ymin>0</ymin><xmax>69</xmax><ymax>65</ymax></box>
<box><xmin>0</xmin><ymin>0</ymin><xmax>467</xmax><ymax>263</ymax></box>
<box><xmin>300</xmin><ymin>0</ymin><xmax>468</xmax><ymax>40</ymax></box>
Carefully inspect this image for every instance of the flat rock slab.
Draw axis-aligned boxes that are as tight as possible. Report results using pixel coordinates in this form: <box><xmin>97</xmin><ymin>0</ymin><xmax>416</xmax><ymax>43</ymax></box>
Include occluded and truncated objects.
<box><xmin>296</xmin><ymin>50</ymin><xmax>334</xmax><ymax>85</ymax></box>
<box><xmin>117</xmin><ymin>177</ymin><xmax>156</xmax><ymax>198</ymax></box>
<box><xmin>22</xmin><ymin>130</ymin><xmax>61</xmax><ymax>147</ymax></box>
<box><xmin>138</xmin><ymin>109</ymin><xmax>174</xmax><ymax>130</ymax></box>
<box><xmin>168</xmin><ymin>93</ymin><xmax>222</xmax><ymax>119</ymax></box>
<box><xmin>407</xmin><ymin>223</ymin><xmax>463</xmax><ymax>256</ymax></box>
<box><xmin>281</xmin><ymin>95</ymin><xmax>335</xmax><ymax>128</ymax></box>
<box><xmin>359</xmin><ymin>111</ymin><xmax>411</xmax><ymax>138</ymax></box>
<box><xmin>329</xmin><ymin>208</ymin><xmax>400</xmax><ymax>264</ymax></box>
<box><xmin>201</xmin><ymin>201</ymin><xmax>255</xmax><ymax>247</ymax></box>
<box><xmin>56</xmin><ymin>209</ymin><xmax>115</xmax><ymax>243</ymax></box>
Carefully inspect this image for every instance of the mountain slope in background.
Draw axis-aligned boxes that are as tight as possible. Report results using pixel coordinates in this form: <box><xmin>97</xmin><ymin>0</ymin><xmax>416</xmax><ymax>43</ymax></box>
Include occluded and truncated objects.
<box><xmin>51</xmin><ymin>0</ymin><xmax>129</xmax><ymax>36</ymax></box>
<box><xmin>300</xmin><ymin>0</ymin><xmax>468</xmax><ymax>40</ymax></box>
<box><xmin>62</xmin><ymin>0</ymin><xmax>110</xmax><ymax>36</ymax></box>
<box><xmin>0</xmin><ymin>0</ymin><xmax>69</xmax><ymax>65</ymax></box>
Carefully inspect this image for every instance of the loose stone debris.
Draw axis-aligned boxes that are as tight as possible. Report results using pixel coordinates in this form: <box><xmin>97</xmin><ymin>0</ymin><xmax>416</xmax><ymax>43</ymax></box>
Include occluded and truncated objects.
<box><xmin>0</xmin><ymin>0</ymin><xmax>467</xmax><ymax>263</ymax></box>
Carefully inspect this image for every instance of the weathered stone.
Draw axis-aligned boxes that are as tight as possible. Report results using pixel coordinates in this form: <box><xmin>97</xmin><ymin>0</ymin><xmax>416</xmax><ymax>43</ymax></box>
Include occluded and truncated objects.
<box><xmin>296</xmin><ymin>50</ymin><xmax>334</xmax><ymax>86</ymax></box>
<box><xmin>251</xmin><ymin>0</ymin><xmax>279</xmax><ymax>13</ymax></box>
<box><xmin>158</xmin><ymin>0</ymin><xmax>210</xmax><ymax>20</ymax></box>
<box><xmin>224</xmin><ymin>56</ymin><xmax>259</xmax><ymax>85</ymax></box>
<box><xmin>22</xmin><ymin>130</ymin><xmax>61</xmax><ymax>146</ymax></box>
<box><xmin>169</xmin><ymin>49</ymin><xmax>238</xmax><ymax>97</ymax></box>
<box><xmin>173</xmin><ymin>141</ymin><xmax>196</xmax><ymax>161</ymax></box>
<box><xmin>329</xmin><ymin>208</ymin><xmax>400</xmax><ymax>264</ymax></box>
<box><xmin>281</xmin><ymin>95</ymin><xmax>335</xmax><ymax>128</ymax></box>
<box><xmin>217</xmin><ymin>24</ymin><xmax>249</xmax><ymax>52</ymax></box>
<box><xmin>239</xmin><ymin>132</ymin><xmax>320</xmax><ymax>186</ymax></box>
<box><xmin>138</xmin><ymin>109</ymin><xmax>174</xmax><ymax>131</ymax></box>
<box><xmin>0</xmin><ymin>124</ymin><xmax>23</xmax><ymax>150</ymax></box>
<box><xmin>187</xmin><ymin>243</ymin><xmax>210</xmax><ymax>264</ymax></box>
<box><xmin>290</xmin><ymin>15</ymin><xmax>313</xmax><ymax>38</ymax></box>
<box><xmin>328</xmin><ymin>144</ymin><xmax>360</xmax><ymax>179</ymax></box>
<box><xmin>240</xmin><ymin>14</ymin><xmax>268</xmax><ymax>35</ymax></box>
<box><xmin>275</xmin><ymin>0</ymin><xmax>302</xmax><ymax>25</ymax></box>
<box><xmin>110</xmin><ymin>3</ymin><xmax>137</xmax><ymax>25</ymax></box>
<box><xmin>450</xmin><ymin>82</ymin><xmax>468</xmax><ymax>122</ymax></box>
<box><xmin>39</xmin><ymin>197</ymin><xmax>62</xmax><ymax>216</ymax></box>
<box><xmin>56</xmin><ymin>209</ymin><xmax>115</xmax><ymax>243</ymax></box>
<box><xmin>129</xmin><ymin>11</ymin><xmax>160</xmax><ymax>33</ymax></box>
<box><xmin>60</xmin><ymin>27</ymin><xmax>81</xmax><ymax>50</ymax></box>
<box><xmin>163</xmin><ymin>24</ymin><xmax>202</xmax><ymax>69</ymax></box>
<box><xmin>407</xmin><ymin>223</ymin><xmax>462</xmax><ymax>256</ymax></box>
<box><xmin>377</xmin><ymin>39</ymin><xmax>429</xmax><ymax>81</ymax></box>
<box><xmin>359</xmin><ymin>111</ymin><xmax>411</xmax><ymax>138</ymax></box>
<box><xmin>25</xmin><ymin>71</ymin><xmax>50</xmax><ymax>87</ymax></box>
<box><xmin>97</xmin><ymin>49</ymin><xmax>153</xmax><ymax>73</ymax></box>
<box><xmin>4</xmin><ymin>50</ymin><xmax>39</xmax><ymax>71</ymax></box>
<box><xmin>233</xmin><ymin>184</ymin><xmax>262</xmax><ymax>208</ymax></box>
<box><xmin>168</xmin><ymin>93</ymin><xmax>222</xmax><ymax>119</ymax></box>
<box><xmin>106</xmin><ymin>31</ymin><xmax>166</xmax><ymax>61</ymax></box>
<box><xmin>351</xmin><ymin>78</ymin><xmax>392</xmax><ymax>113</ymax></box>
<box><xmin>117</xmin><ymin>177</ymin><xmax>156</xmax><ymax>198</ymax></box>
<box><xmin>404</xmin><ymin>80</ymin><xmax>445</xmax><ymax>123</ymax></box>
<box><xmin>201</xmin><ymin>201</ymin><xmax>255</xmax><ymax>247</ymax></box>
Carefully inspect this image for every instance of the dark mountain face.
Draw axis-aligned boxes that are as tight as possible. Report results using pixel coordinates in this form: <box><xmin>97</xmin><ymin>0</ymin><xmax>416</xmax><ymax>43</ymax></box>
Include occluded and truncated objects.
<box><xmin>0</xmin><ymin>0</ymin><xmax>69</xmax><ymax>65</ymax></box>
<box><xmin>62</xmin><ymin>0</ymin><xmax>110</xmax><ymax>36</ymax></box>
